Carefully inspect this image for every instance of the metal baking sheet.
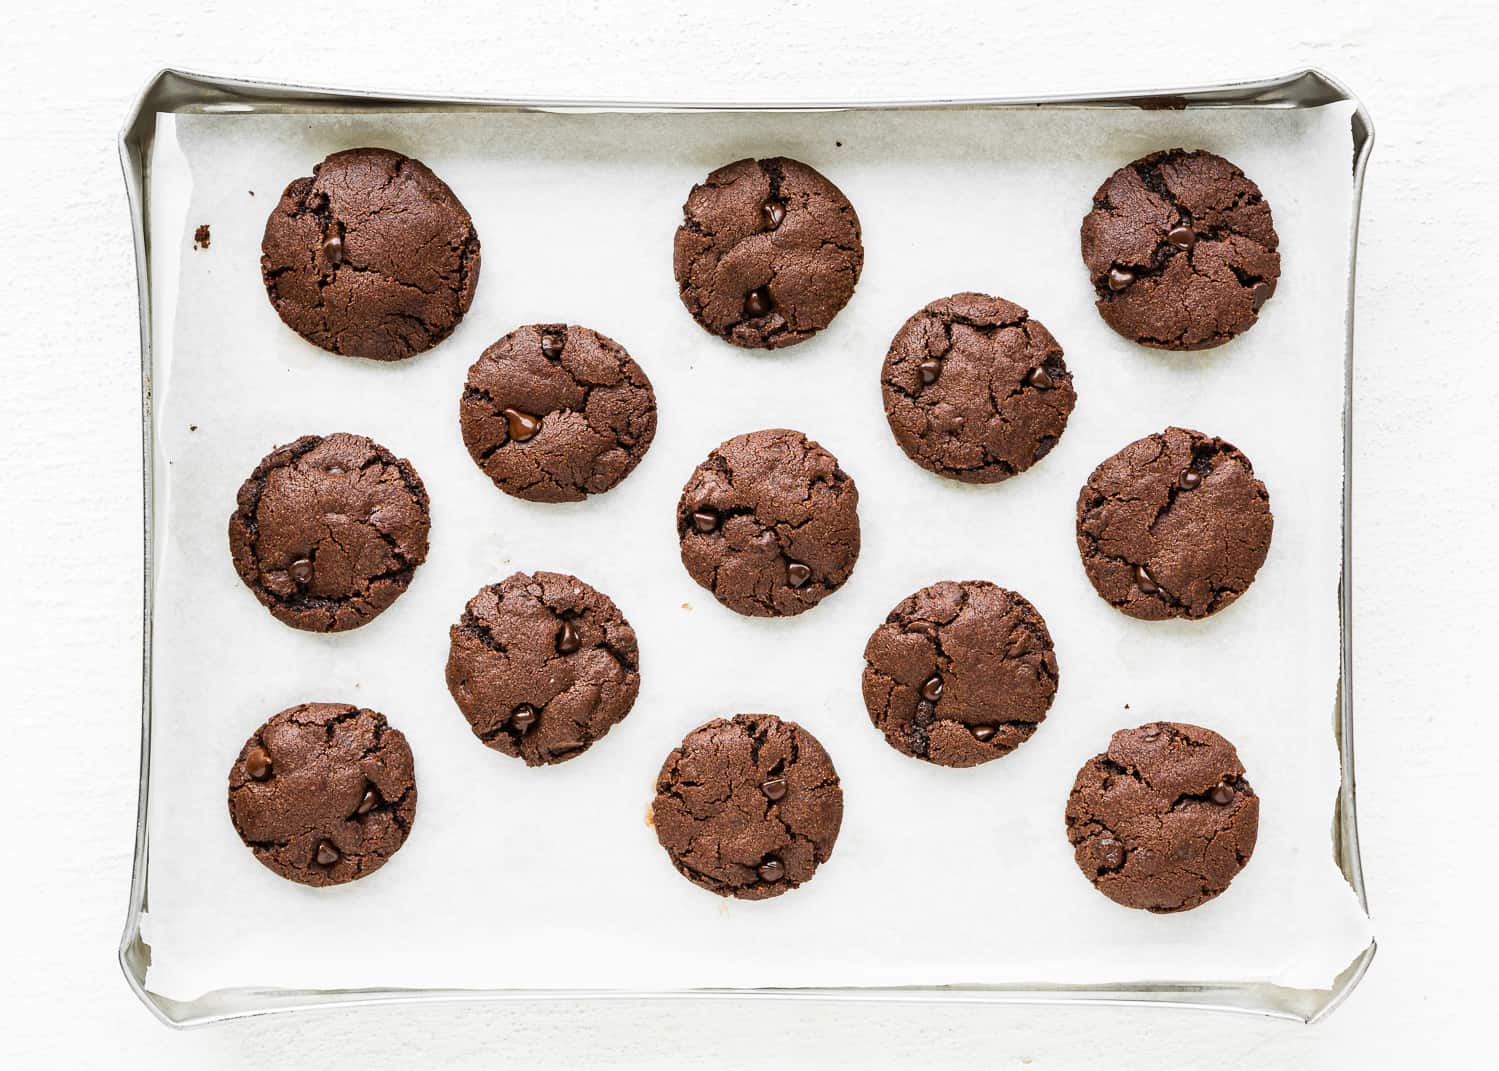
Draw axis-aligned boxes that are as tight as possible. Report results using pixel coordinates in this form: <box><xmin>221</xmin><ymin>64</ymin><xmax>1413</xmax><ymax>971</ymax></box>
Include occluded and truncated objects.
<box><xmin>119</xmin><ymin>68</ymin><xmax>1375</xmax><ymax>1027</ymax></box>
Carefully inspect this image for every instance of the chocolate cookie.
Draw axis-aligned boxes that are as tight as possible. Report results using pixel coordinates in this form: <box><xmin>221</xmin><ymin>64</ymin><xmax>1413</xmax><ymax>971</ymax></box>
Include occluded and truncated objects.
<box><xmin>261</xmin><ymin>147</ymin><xmax>480</xmax><ymax>360</ymax></box>
<box><xmin>673</xmin><ymin>157</ymin><xmax>863</xmax><ymax>349</ymax></box>
<box><xmin>881</xmin><ymin>293</ymin><xmax>1076</xmax><ymax>482</ymax></box>
<box><xmin>460</xmin><ymin>323</ymin><xmax>657</xmax><ymax>503</ymax></box>
<box><xmin>227</xmin><ymin>703</ymin><xmax>417</xmax><ymax>887</ymax></box>
<box><xmin>862</xmin><ymin>580</ymin><xmax>1058</xmax><ymax>767</ymax></box>
<box><xmin>228</xmin><ymin>433</ymin><xmax>431</xmax><ymax>633</ymax></box>
<box><xmin>1065</xmin><ymin>722</ymin><xmax>1259</xmax><ymax>912</ymax></box>
<box><xmin>1080</xmin><ymin>149</ymin><xmax>1279</xmax><ymax>350</ymax></box>
<box><xmin>677</xmin><ymin>429</ymin><xmax>860</xmax><ymax>617</ymax></box>
<box><xmin>652</xmin><ymin>714</ymin><xmax>843</xmax><ymax>900</ymax></box>
<box><xmin>446</xmin><ymin>571</ymin><xmax>640</xmax><ymax>766</ymax></box>
<box><xmin>1075</xmin><ymin>427</ymin><xmax>1273</xmax><ymax>621</ymax></box>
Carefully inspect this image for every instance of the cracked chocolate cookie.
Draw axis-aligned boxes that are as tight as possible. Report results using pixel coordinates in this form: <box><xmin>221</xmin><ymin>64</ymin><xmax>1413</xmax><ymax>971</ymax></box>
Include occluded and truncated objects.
<box><xmin>228</xmin><ymin>433</ymin><xmax>431</xmax><ymax>632</ymax></box>
<box><xmin>446</xmin><ymin>571</ymin><xmax>640</xmax><ymax>766</ymax></box>
<box><xmin>677</xmin><ymin>428</ymin><xmax>860</xmax><ymax>617</ymax></box>
<box><xmin>1080</xmin><ymin>149</ymin><xmax>1279</xmax><ymax>350</ymax></box>
<box><xmin>862</xmin><ymin>580</ymin><xmax>1058</xmax><ymax>767</ymax></box>
<box><xmin>652</xmin><ymin>714</ymin><xmax>843</xmax><ymax>900</ymax></box>
<box><xmin>261</xmin><ymin>147</ymin><xmax>480</xmax><ymax>361</ymax></box>
<box><xmin>673</xmin><ymin>157</ymin><xmax>863</xmax><ymax>349</ymax></box>
<box><xmin>228</xmin><ymin>702</ymin><xmax>417</xmax><ymax>887</ymax></box>
<box><xmin>459</xmin><ymin>323</ymin><xmax>657</xmax><ymax>503</ymax></box>
<box><xmin>1075</xmin><ymin>427</ymin><xmax>1273</xmax><ymax>621</ymax></box>
<box><xmin>1065</xmin><ymin>721</ymin><xmax>1259</xmax><ymax>912</ymax></box>
<box><xmin>881</xmin><ymin>293</ymin><xmax>1076</xmax><ymax>482</ymax></box>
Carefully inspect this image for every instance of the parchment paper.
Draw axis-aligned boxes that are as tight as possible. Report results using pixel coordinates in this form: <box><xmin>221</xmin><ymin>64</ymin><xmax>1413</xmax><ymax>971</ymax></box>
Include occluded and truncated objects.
<box><xmin>140</xmin><ymin>102</ymin><xmax>1371</xmax><ymax>1000</ymax></box>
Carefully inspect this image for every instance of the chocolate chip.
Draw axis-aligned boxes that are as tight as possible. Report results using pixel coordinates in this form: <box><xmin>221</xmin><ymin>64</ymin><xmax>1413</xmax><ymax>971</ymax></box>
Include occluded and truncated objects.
<box><xmin>762</xmin><ymin>202</ymin><xmax>786</xmax><ymax>230</ymax></box>
<box><xmin>1108</xmin><ymin>267</ymin><xmax>1135</xmax><ymax>291</ymax></box>
<box><xmin>970</xmin><ymin>724</ymin><xmax>997</xmax><ymax>742</ymax></box>
<box><xmin>355</xmin><ymin>787</ymin><xmax>380</xmax><ymax>815</ymax></box>
<box><xmin>1179</xmin><ymin>469</ymin><xmax>1202</xmax><ymax>490</ymax></box>
<box><xmin>919</xmin><ymin>359</ymin><xmax>942</xmax><ymax>385</ymax></box>
<box><xmin>540</xmin><ymin>333</ymin><xmax>564</xmax><ymax>360</ymax></box>
<box><xmin>243</xmin><ymin>745</ymin><xmax>272</xmax><ymax>780</ymax></box>
<box><xmin>920</xmin><ymin>674</ymin><xmax>943</xmax><ymax>702</ymax></box>
<box><xmin>288</xmin><ymin>558</ymin><xmax>313</xmax><ymax>586</ymax></box>
<box><xmin>1099</xmin><ymin>838</ymin><xmax>1125</xmax><ymax>869</ymax></box>
<box><xmin>315</xmin><ymin>841</ymin><xmax>340</xmax><ymax>866</ymax></box>
<box><xmin>786</xmin><ymin>562</ymin><xmax>811</xmax><ymax>588</ymax></box>
<box><xmin>510</xmin><ymin>704</ymin><xmax>537</xmax><ymax>731</ymax></box>
<box><xmin>1250</xmin><ymin>281</ymin><xmax>1274</xmax><ymax>309</ymax></box>
<box><xmin>1135</xmin><ymin>565</ymin><xmax>1159</xmax><ymax>595</ymax></box>
<box><xmin>556</xmin><ymin>620</ymin><xmax>581</xmax><ymax>654</ymax></box>
<box><xmin>1027</xmin><ymin>366</ymin><xmax>1054</xmax><ymax>390</ymax></box>
<box><xmin>550</xmin><ymin>740</ymin><xmax>586</xmax><ymax>757</ymax></box>
<box><xmin>321</xmin><ymin>224</ymin><xmax>344</xmax><ymax>266</ymax></box>
<box><xmin>1167</xmin><ymin>225</ymin><xmax>1196</xmax><ymax>249</ymax></box>
<box><xmin>744</xmin><ymin>287</ymin><xmax>773</xmax><ymax>318</ymax></box>
<box><xmin>692</xmin><ymin>509</ymin><xmax>720</xmax><ymax>533</ymax></box>
<box><xmin>503</xmin><ymin>408</ymin><xmax>542</xmax><ymax>442</ymax></box>
<box><xmin>1034</xmin><ymin>436</ymin><xmax>1058</xmax><ymax>462</ymax></box>
<box><xmin>761</xmin><ymin>777</ymin><xmax>788</xmax><ymax>801</ymax></box>
<box><xmin>1210</xmin><ymin>781</ymin><xmax>1235</xmax><ymax>805</ymax></box>
<box><xmin>757</xmin><ymin>857</ymin><xmax>785</xmax><ymax>882</ymax></box>
<box><xmin>1141</xmin><ymin>724</ymin><xmax>1163</xmax><ymax>740</ymax></box>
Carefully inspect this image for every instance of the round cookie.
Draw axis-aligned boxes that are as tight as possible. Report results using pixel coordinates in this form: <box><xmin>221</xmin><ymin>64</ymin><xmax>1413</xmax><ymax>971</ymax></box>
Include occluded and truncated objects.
<box><xmin>1080</xmin><ymin>148</ymin><xmax>1279</xmax><ymax>350</ymax></box>
<box><xmin>677</xmin><ymin>428</ymin><xmax>860</xmax><ymax>617</ymax></box>
<box><xmin>227</xmin><ymin>702</ymin><xmax>417</xmax><ymax>887</ymax></box>
<box><xmin>1075</xmin><ymin>426</ymin><xmax>1273</xmax><ymax>621</ymax></box>
<box><xmin>1065</xmin><ymin>722</ymin><xmax>1259</xmax><ymax>912</ymax></box>
<box><xmin>881</xmin><ymin>293</ymin><xmax>1076</xmax><ymax>482</ymax></box>
<box><xmin>228</xmin><ymin>433</ymin><xmax>431</xmax><ymax>633</ymax></box>
<box><xmin>446</xmin><ymin>571</ymin><xmax>640</xmax><ymax>766</ymax></box>
<box><xmin>862</xmin><ymin>580</ymin><xmax>1059</xmax><ymax>767</ymax></box>
<box><xmin>652</xmin><ymin>714</ymin><xmax>844</xmax><ymax>900</ymax></box>
<box><xmin>460</xmin><ymin>323</ymin><xmax>657</xmax><ymax>503</ymax></box>
<box><xmin>261</xmin><ymin>147</ymin><xmax>480</xmax><ymax>360</ymax></box>
<box><xmin>673</xmin><ymin>157</ymin><xmax>863</xmax><ymax>349</ymax></box>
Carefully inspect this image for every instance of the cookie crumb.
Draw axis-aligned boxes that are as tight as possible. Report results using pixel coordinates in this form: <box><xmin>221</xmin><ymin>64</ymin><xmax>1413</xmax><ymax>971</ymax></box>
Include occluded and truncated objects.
<box><xmin>192</xmin><ymin>224</ymin><xmax>211</xmax><ymax>250</ymax></box>
<box><xmin>189</xmin><ymin>424</ymin><xmax>198</xmax><ymax>432</ymax></box>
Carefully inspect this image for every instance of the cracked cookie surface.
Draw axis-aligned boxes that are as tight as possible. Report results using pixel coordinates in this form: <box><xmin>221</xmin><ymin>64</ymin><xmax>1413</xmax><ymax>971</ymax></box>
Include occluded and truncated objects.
<box><xmin>1076</xmin><ymin>427</ymin><xmax>1272</xmax><ymax>621</ymax></box>
<box><xmin>460</xmin><ymin>323</ymin><xmax>657</xmax><ymax>503</ymax></box>
<box><xmin>1080</xmin><ymin>149</ymin><xmax>1279</xmax><ymax>350</ymax></box>
<box><xmin>881</xmin><ymin>293</ymin><xmax>1076</xmax><ymax>482</ymax></box>
<box><xmin>227</xmin><ymin>702</ymin><xmax>417</xmax><ymax>887</ymax></box>
<box><xmin>1065</xmin><ymin>721</ymin><xmax>1259</xmax><ymax>912</ymax></box>
<box><xmin>261</xmin><ymin>147</ymin><xmax>480</xmax><ymax>361</ymax></box>
<box><xmin>673</xmin><ymin>157</ymin><xmax>863</xmax><ymax>349</ymax></box>
<box><xmin>862</xmin><ymin>580</ymin><xmax>1058</xmax><ymax>767</ymax></box>
<box><xmin>652</xmin><ymin>714</ymin><xmax>844</xmax><ymax>900</ymax></box>
<box><xmin>677</xmin><ymin>428</ymin><xmax>860</xmax><ymax>617</ymax></box>
<box><xmin>228</xmin><ymin>433</ymin><xmax>431</xmax><ymax>633</ymax></box>
<box><xmin>446</xmin><ymin>571</ymin><xmax>640</xmax><ymax>766</ymax></box>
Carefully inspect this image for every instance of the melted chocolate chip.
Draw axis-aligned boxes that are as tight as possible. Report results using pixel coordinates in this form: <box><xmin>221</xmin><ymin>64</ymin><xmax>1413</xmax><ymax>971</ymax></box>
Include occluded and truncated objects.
<box><xmin>1027</xmin><ymin>366</ymin><xmax>1054</xmax><ymax>389</ymax></box>
<box><xmin>692</xmin><ymin>509</ymin><xmax>720</xmax><ymax>533</ymax></box>
<box><xmin>556</xmin><ymin>620</ymin><xmax>581</xmax><ymax>655</ymax></box>
<box><xmin>921</xmin><ymin>674</ymin><xmax>944</xmax><ymax>702</ymax></box>
<box><xmin>243</xmin><ymin>745</ymin><xmax>272</xmax><ymax>780</ymax></box>
<box><xmin>503</xmin><ymin>408</ymin><xmax>542</xmax><ymax>442</ymax></box>
<box><xmin>315</xmin><ymin>841</ymin><xmax>340</xmax><ymax>866</ymax></box>
<box><xmin>355</xmin><ymin>787</ymin><xmax>380</xmax><ymax>815</ymax></box>
<box><xmin>1108</xmin><ymin>267</ymin><xmax>1135</xmax><ymax>291</ymax></box>
<box><xmin>757</xmin><ymin>857</ymin><xmax>785</xmax><ymax>882</ymax></box>
<box><xmin>919</xmin><ymin>359</ymin><xmax>942</xmax><ymax>385</ymax></box>
<box><xmin>970</xmin><ymin>724</ymin><xmax>997</xmax><ymax>742</ymax></box>
<box><xmin>1099</xmin><ymin>838</ymin><xmax>1125</xmax><ymax>869</ymax></box>
<box><xmin>761</xmin><ymin>777</ymin><xmax>788</xmax><ymax>801</ymax></box>
<box><xmin>744</xmin><ymin>287</ymin><xmax>773</xmax><ymax>318</ymax></box>
<box><xmin>761</xmin><ymin>201</ymin><xmax>786</xmax><ymax>229</ymax></box>
<box><xmin>1179</xmin><ymin>469</ymin><xmax>1202</xmax><ymax>490</ymax></box>
<box><xmin>321</xmin><ymin>223</ymin><xmax>345</xmax><ymax>266</ymax></box>
<box><xmin>288</xmin><ymin>558</ymin><xmax>314</xmax><ymax>586</ymax></box>
<box><xmin>540</xmin><ymin>333</ymin><xmax>564</xmax><ymax>360</ymax></box>
<box><xmin>1141</xmin><ymin>724</ymin><xmax>1163</xmax><ymax>740</ymax></box>
<box><xmin>1167</xmin><ymin>225</ymin><xmax>1196</xmax><ymax>249</ymax></box>
<box><xmin>1135</xmin><ymin>565</ymin><xmax>1159</xmax><ymax>595</ymax></box>
<box><xmin>1250</xmin><ymin>281</ymin><xmax>1274</xmax><ymax>309</ymax></box>
<box><xmin>786</xmin><ymin>562</ymin><xmax>811</xmax><ymax>588</ymax></box>
<box><xmin>1210</xmin><ymin>781</ymin><xmax>1235</xmax><ymax>806</ymax></box>
<box><xmin>510</xmin><ymin>704</ymin><xmax>537</xmax><ymax>731</ymax></box>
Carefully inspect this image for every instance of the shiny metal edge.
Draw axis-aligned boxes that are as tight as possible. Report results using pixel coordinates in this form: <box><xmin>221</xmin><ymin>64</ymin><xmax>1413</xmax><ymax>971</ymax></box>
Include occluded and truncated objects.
<box><xmin>117</xmin><ymin>67</ymin><xmax>1375</xmax><ymax>1030</ymax></box>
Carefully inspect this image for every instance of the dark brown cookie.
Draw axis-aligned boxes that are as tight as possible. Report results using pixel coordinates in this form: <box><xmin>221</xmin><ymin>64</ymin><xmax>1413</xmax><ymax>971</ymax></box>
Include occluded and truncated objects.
<box><xmin>652</xmin><ymin>714</ymin><xmax>843</xmax><ymax>900</ymax></box>
<box><xmin>459</xmin><ymin>323</ymin><xmax>657</xmax><ymax>503</ymax></box>
<box><xmin>1075</xmin><ymin>427</ymin><xmax>1272</xmax><ymax>621</ymax></box>
<box><xmin>673</xmin><ymin>157</ymin><xmax>863</xmax><ymax>349</ymax></box>
<box><xmin>677</xmin><ymin>428</ymin><xmax>860</xmax><ymax>617</ymax></box>
<box><xmin>862</xmin><ymin>580</ymin><xmax>1058</xmax><ymax>767</ymax></box>
<box><xmin>261</xmin><ymin>147</ymin><xmax>480</xmax><ymax>361</ymax></box>
<box><xmin>227</xmin><ymin>703</ymin><xmax>417</xmax><ymax>887</ymax></box>
<box><xmin>1080</xmin><ymin>149</ymin><xmax>1279</xmax><ymax>350</ymax></box>
<box><xmin>446</xmin><ymin>571</ymin><xmax>640</xmax><ymax>766</ymax></box>
<box><xmin>1065</xmin><ymin>722</ymin><xmax>1259</xmax><ymax>912</ymax></box>
<box><xmin>228</xmin><ymin>433</ymin><xmax>431</xmax><ymax>633</ymax></box>
<box><xmin>881</xmin><ymin>293</ymin><xmax>1076</xmax><ymax>482</ymax></box>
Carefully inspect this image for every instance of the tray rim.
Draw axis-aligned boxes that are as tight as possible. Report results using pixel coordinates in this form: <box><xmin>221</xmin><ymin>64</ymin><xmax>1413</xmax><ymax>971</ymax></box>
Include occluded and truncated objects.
<box><xmin>117</xmin><ymin>66</ymin><xmax>1375</xmax><ymax>1030</ymax></box>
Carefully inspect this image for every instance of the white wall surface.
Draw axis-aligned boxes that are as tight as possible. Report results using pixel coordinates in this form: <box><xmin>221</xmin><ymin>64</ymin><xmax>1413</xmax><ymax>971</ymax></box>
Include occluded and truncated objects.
<box><xmin>1</xmin><ymin>0</ymin><xmax>1495</xmax><ymax>1066</ymax></box>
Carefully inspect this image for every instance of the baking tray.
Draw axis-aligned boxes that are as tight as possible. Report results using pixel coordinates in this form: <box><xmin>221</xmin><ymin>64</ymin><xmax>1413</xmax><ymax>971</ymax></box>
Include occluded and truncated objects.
<box><xmin>118</xmin><ymin>67</ymin><xmax>1375</xmax><ymax>1028</ymax></box>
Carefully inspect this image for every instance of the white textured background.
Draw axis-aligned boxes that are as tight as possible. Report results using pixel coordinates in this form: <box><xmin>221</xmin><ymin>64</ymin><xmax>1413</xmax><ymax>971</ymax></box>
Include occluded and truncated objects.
<box><xmin>1</xmin><ymin>1</ymin><xmax>1494</xmax><ymax>1066</ymax></box>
